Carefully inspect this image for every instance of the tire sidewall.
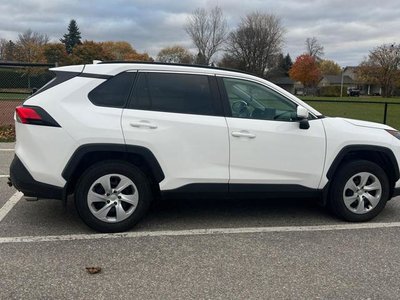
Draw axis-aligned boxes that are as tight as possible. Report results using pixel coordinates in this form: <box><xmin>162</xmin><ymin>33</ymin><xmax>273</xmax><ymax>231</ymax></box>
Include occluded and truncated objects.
<box><xmin>75</xmin><ymin>161</ymin><xmax>152</xmax><ymax>232</ymax></box>
<box><xmin>329</xmin><ymin>160</ymin><xmax>389</xmax><ymax>222</ymax></box>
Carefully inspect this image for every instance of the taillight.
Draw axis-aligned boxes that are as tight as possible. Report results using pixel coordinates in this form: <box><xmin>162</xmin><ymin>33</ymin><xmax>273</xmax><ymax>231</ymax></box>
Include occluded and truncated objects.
<box><xmin>15</xmin><ymin>106</ymin><xmax>60</xmax><ymax>127</ymax></box>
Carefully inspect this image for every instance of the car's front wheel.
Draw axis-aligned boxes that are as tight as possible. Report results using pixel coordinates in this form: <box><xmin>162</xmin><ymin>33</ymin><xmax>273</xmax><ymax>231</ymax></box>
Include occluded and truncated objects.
<box><xmin>75</xmin><ymin>161</ymin><xmax>152</xmax><ymax>232</ymax></box>
<box><xmin>329</xmin><ymin>160</ymin><xmax>389</xmax><ymax>222</ymax></box>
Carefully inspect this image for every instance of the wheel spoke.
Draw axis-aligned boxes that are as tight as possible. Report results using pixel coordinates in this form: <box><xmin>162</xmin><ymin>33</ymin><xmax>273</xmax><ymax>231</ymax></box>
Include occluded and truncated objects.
<box><xmin>115</xmin><ymin>203</ymin><xmax>127</xmax><ymax>222</ymax></box>
<box><xmin>120</xmin><ymin>193</ymin><xmax>138</xmax><ymax>206</ymax></box>
<box><xmin>344</xmin><ymin>179</ymin><xmax>358</xmax><ymax>193</ymax></box>
<box><xmin>364</xmin><ymin>192</ymin><xmax>380</xmax><ymax>207</ymax></box>
<box><xmin>343</xmin><ymin>194</ymin><xmax>357</xmax><ymax>206</ymax></box>
<box><xmin>364</xmin><ymin>180</ymin><xmax>381</xmax><ymax>192</ymax></box>
<box><xmin>93</xmin><ymin>203</ymin><xmax>113</xmax><ymax>221</ymax></box>
<box><xmin>88</xmin><ymin>190</ymin><xmax>108</xmax><ymax>204</ymax></box>
<box><xmin>359</xmin><ymin>173</ymin><xmax>370</xmax><ymax>188</ymax></box>
<box><xmin>98</xmin><ymin>175</ymin><xmax>112</xmax><ymax>193</ymax></box>
<box><xmin>115</xmin><ymin>177</ymin><xmax>132</xmax><ymax>193</ymax></box>
<box><xmin>355</xmin><ymin>197</ymin><xmax>365</xmax><ymax>213</ymax></box>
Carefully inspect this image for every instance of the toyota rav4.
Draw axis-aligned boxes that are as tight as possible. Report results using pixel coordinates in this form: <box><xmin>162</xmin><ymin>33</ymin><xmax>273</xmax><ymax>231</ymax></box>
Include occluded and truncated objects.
<box><xmin>9</xmin><ymin>62</ymin><xmax>400</xmax><ymax>232</ymax></box>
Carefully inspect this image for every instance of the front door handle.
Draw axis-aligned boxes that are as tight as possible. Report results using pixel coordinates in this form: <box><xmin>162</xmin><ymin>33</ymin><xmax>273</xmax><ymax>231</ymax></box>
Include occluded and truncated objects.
<box><xmin>129</xmin><ymin>120</ymin><xmax>158</xmax><ymax>129</ymax></box>
<box><xmin>231</xmin><ymin>130</ymin><xmax>256</xmax><ymax>138</ymax></box>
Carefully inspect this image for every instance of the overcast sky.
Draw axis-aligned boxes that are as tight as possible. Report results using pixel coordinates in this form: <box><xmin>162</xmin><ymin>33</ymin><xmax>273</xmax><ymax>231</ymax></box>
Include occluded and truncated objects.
<box><xmin>0</xmin><ymin>0</ymin><xmax>399</xmax><ymax>66</ymax></box>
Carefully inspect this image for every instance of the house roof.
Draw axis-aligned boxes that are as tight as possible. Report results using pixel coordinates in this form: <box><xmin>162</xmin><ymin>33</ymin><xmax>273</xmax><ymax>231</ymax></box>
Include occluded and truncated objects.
<box><xmin>344</xmin><ymin>66</ymin><xmax>358</xmax><ymax>72</ymax></box>
<box><xmin>270</xmin><ymin>76</ymin><xmax>295</xmax><ymax>85</ymax></box>
<box><xmin>321</xmin><ymin>75</ymin><xmax>353</xmax><ymax>84</ymax></box>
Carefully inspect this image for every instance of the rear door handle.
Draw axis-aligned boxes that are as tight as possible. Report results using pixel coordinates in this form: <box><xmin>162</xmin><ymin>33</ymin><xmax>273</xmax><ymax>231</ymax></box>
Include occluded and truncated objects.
<box><xmin>129</xmin><ymin>120</ymin><xmax>158</xmax><ymax>129</ymax></box>
<box><xmin>231</xmin><ymin>131</ymin><xmax>256</xmax><ymax>138</ymax></box>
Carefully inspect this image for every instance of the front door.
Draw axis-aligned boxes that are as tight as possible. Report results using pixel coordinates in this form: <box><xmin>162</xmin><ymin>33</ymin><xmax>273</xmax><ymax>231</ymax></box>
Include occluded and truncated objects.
<box><xmin>219</xmin><ymin>76</ymin><xmax>326</xmax><ymax>190</ymax></box>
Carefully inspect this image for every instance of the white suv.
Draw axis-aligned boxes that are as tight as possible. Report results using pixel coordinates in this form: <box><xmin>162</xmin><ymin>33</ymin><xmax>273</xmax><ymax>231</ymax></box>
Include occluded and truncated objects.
<box><xmin>9</xmin><ymin>62</ymin><xmax>400</xmax><ymax>232</ymax></box>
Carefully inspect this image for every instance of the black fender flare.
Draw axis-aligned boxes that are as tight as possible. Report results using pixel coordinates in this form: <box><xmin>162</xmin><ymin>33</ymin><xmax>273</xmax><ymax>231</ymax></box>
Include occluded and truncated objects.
<box><xmin>326</xmin><ymin>145</ymin><xmax>399</xmax><ymax>181</ymax></box>
<box><xmin>62</xmin><ymin>143</ymin><xmax>165</xmax><ymax>183</ymax></box>
<box><xmin>320</xmin><ymin>145</ymin><xmax>399</xmax><ymax>206</ymax></box>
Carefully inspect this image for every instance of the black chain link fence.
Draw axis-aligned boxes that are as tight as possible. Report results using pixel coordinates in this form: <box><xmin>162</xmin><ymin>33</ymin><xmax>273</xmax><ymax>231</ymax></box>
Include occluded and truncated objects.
<box><xmin>0</xmin><ymin>62</ymin><xmax>55</xmax><ymax>127</ymax></box>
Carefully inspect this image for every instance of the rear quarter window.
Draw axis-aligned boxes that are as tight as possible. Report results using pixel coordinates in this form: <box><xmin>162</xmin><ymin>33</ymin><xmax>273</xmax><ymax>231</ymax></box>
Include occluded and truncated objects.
<box><xmin>88</xmin><ymin>72</ymin><xmax>136</xmax><ymax>108</ymax></box>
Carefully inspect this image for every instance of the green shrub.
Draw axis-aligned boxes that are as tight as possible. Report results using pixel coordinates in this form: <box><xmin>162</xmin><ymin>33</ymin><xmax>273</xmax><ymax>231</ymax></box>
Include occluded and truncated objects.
<box><xmin>318</xmin><ymin>85</ymin><xmax>351</xmax><ymax>97</ymax></box>
<box><xmin>319</xmin><ymin>86</ymin><xmax>340</xmax><ymax>97</ymax></box>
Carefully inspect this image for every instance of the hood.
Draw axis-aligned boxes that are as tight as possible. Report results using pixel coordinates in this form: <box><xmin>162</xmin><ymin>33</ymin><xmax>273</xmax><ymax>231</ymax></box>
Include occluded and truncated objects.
<box><xmin>341</xmin><ymin>118</ymin><xmax>395</xmax><ymax>130</ymax></box>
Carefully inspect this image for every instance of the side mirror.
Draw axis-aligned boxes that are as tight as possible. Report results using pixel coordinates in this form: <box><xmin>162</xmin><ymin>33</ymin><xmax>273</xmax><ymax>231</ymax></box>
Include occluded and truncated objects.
<box><xmin>297</xmin><ymin>106</ymin><xmax>310</xmax><ymax>130</ymax></box>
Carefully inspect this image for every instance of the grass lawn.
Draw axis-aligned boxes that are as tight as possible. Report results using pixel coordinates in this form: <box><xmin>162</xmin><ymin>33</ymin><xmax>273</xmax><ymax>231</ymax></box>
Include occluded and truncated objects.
<box><xmin>300</xmin><ymin>96</ymin><xmax>400</xmax><ymax>130</ymax></box>
<box><xmin>300</xmin><ymin>96</ymin><xmax>400</xmax><ymax>103</ymax></box>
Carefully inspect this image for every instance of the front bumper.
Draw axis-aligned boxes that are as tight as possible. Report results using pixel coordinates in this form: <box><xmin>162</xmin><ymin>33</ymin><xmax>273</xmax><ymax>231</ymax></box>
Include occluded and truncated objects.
<box><xmin>9</xmin><ymin>155</ymin><xmax>64</xmax><ymax>200</ymax></box>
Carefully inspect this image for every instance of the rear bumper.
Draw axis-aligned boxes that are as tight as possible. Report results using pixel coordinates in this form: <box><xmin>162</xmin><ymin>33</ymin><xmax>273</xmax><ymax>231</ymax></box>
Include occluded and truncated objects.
<box><xmin>9</xmin><ymin>155</ymin><xmax>64</xmax><ymax>200</ymax></box>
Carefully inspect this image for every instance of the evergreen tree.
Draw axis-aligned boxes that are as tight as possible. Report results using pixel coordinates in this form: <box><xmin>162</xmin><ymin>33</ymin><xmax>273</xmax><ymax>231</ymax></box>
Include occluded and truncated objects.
<box><xmin>60</xmin><ymin>19</ymin><xmax>82</xmax><ymax>54</ymax></box>
<box><xmin>268</xmin><ymin>53</ymin><xmax>293</xmax><ymax>78</ymax></box>
<box><xmin>283</xmin><ymin>53</ymin><xmax>293</xmax><ymax>73</ymax></box>
<box><xmin>4</xmin><ymin>40</ymin><xmax>16</xmax><ymax>61</ymax></box>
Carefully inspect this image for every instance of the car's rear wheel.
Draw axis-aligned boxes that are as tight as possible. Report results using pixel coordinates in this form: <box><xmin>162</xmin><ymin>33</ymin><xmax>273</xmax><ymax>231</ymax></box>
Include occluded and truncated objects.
<box><xmin>329</xmin><ymin>160</ymin><xmax>389</xmax><ymax>222</ymax></box>
<box><xmin>75</xmin><ymin>161</ymin><xmax>152</xmax><ymax>232</ymax></box>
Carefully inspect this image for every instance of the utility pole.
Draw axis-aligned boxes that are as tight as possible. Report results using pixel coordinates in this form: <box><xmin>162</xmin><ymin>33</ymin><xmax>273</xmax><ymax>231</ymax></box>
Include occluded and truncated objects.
<box><xmin>340</xmin><ymin>67</ymin><xmax>345</xmax><ymax>98</ymax></box>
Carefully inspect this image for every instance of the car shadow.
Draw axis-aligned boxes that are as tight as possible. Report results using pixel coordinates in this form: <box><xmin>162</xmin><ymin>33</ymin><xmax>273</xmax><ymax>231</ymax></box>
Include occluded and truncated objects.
<box><xmin>135</xmin><ymin>197</ymin><xmax>337</xmax><ymax>231</ymax></box>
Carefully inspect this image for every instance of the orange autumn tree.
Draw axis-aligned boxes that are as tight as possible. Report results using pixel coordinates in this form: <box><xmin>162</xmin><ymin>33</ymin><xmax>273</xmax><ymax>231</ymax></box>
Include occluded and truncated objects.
<box><xmin>100</xmin><ymin>41</ymin><xmax>152</xmax><ymax>61</ymax></box>
<box><xmin>289</xmin><ymin>54</ymin><xmax>321</xmax><ymax>93</ymax></box>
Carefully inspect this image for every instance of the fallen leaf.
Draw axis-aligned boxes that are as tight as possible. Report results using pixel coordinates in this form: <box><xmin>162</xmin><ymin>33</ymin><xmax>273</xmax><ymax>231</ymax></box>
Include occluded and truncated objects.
<box><xmin>86</xmin><ymin>267</ymin><xmax>102</xmax><ymax>274</ymax></box>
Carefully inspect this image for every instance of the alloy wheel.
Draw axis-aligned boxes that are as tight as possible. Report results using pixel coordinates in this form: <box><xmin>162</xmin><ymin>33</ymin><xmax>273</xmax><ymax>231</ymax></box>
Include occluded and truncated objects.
<box><xmin>343</xmin><ymin>172</ymin><xmax>382</xmax><ymax>214</ymax></box>
<box><xmin>87</xmin><ymin>174</ymin><xmax>139</xmax><ymax>223</ymax></box>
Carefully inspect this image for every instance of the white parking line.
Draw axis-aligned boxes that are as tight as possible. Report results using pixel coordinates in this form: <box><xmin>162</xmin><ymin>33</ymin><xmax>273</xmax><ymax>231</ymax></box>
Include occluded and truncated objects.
<box><xmin>0</xmin><ymin>191</ymin><xmax>23</xmax><ymax>223</ymax></box>
<box><xmin>0</xmin><ymin>175</ymin><xmax>10</xmax><ymax>178</ymax></box>
<box><xmin>1</xmin><ymin>221</ymin><xmax>400</xmax><ymax>244</ymax></box>
<box><xmin>0</xmin><ymin>149</ymin><xmax>14</xmax><ymax>151</ymax></box>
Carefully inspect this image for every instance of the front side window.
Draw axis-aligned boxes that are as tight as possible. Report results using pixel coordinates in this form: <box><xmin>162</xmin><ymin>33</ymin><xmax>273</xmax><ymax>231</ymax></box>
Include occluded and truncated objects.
<box><xmin>222</xmin><ymin>78</ymin><xmax>297</xmax><ymax>121</ymax></box>
<box><xmin>88</xmin><ymin>72</ymin><xmax>136</xmax><ymax>108</ymax></box>
<box><xmin>129</xmin><ymin>72</ymin><xmax>216</xmax><ymax>116</ymax></box>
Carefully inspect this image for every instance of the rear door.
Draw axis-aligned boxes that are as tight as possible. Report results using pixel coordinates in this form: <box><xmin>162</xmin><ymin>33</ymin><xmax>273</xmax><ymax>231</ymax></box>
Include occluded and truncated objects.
<box><xmin>121</xmin><ymin>71</ymin><xmax>229</xmax><ymax>191</ymax></box>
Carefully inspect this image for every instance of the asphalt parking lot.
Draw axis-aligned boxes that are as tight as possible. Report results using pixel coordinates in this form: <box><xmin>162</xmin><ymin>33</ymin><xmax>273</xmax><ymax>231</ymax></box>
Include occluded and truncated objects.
<box><xmin>1</xmin><ymin>143</ymin><xmax>400</xmax><ymax>299</ymax></box>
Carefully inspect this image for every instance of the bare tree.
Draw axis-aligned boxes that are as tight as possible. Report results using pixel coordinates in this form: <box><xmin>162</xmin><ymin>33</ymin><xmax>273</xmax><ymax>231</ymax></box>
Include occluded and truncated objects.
<box><xmin>185</xmin><ymin>6</ymin><xmax>227</xmax><ymax>65</ymax></box>
<box><xmin>305</xmin><ymin>37</ymin><xmax>324</xmax><ymax>60</ymax></box>
<box><xmin>225</xmin><ymin>12</ymin><xmax>285</xmax><ymax>77</ymax></box>
<box><xmin>357</xmin><ymin>43</ymin><xmax>400</xmax><ymax>97</ymax></box>
<box><xmin>157</xmin><ymin>45</ymin><xmax>193</xmax><ymax>64</ymax></box>
<box><xmin>15</xmin><ymin>29</ymin><xmax>49</xmax><ymax>62</ymax></box>
<box><xmin>0</xmin><ymin>39</ymin><xmax>17</xmax><ymax>61</ymax></box>
<box><xmin>0</xmin><ymin>38</ymin><xmax>7</xmax><ymax>60</ymax></box>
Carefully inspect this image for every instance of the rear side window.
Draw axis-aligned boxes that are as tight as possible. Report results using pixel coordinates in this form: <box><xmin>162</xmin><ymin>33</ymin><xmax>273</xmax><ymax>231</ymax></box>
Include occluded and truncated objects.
<box><xmin>128</xmin><ymin>72</ymin><xmax>216</xmax><ymax>116</ymax></box>
<box><xmin>88</xmin><ymin>72</ymin><xmax>136</xmax><ymax>108</ymax></box>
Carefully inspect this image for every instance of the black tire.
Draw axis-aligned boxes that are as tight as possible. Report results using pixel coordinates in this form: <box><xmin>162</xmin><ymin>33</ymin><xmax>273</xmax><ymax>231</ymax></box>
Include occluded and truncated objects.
<box><xmin>75</xmin><ymin>161</ymin><xmax>153</xmax><ymax>232</ymax></box>
<box><xmin>328</xmin><ymin>160</ymin><xmax>389</xmax><ymax>222</ymax></box>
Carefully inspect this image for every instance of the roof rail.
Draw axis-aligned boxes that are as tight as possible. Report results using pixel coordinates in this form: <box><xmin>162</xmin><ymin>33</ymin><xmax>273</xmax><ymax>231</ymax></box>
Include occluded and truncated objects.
<box><xmin>98</xmin><ymin>60</ymin><xmax>255</xmax><ymax>76</ymax></box>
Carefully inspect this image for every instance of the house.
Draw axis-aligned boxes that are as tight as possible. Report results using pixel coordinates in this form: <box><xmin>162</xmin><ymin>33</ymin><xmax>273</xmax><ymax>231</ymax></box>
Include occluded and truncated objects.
<box><xmin>343</xmin><ymin>66</ymin><xmax>381</xmax><ymax>96</ymax></box>
<box><xmin>270</xmin><ymin>76</ymin><xmax>296</xmax><ymax>94</ymax></box>
<box><xmin>270</xmin><ymin>67</ymin><xmax>384</xmax><ymax>96</ymax></box>
<box><xmin>318</xmin><ymin>74</ymin><xmax>354</xmax><ymax>87</ymax></box>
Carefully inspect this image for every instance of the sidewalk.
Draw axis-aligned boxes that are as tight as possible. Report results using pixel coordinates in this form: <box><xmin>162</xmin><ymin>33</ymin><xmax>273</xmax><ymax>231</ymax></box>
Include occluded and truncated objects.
<box><xmin>0</xmin><ymin>142</ymin><xmax>15</xmax><ymax>149</ymax></box>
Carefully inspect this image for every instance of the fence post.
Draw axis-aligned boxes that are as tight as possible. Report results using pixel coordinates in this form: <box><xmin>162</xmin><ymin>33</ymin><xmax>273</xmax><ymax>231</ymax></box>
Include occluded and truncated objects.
<box><xmin>383</xmin><ymin>102</ymin><xmax>388</xmax><ymax>124</ymax></box>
